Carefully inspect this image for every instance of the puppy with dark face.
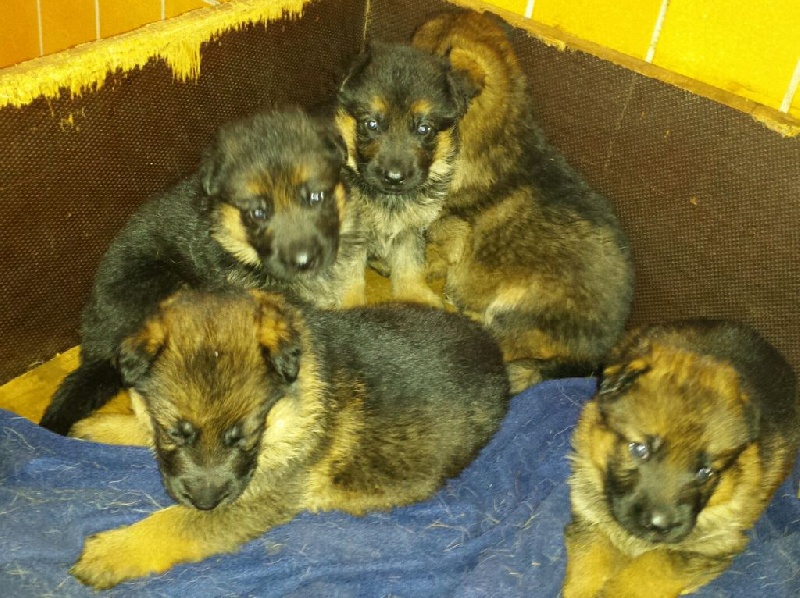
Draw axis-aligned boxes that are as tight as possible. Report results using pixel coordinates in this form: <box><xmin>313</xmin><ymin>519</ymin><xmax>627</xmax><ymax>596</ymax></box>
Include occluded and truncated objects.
<box><xmin>40</xmin><ymin>110</ymin><xmax>365</xmax><ymax>437</ymax></box>
<box><xmin>413</xmin><ymin>11</ymin><xmax>633</xmax><ymax>392</ymax></box>
<box><xmin>69</xmin><ymin>289</ymin><xmax>510</xmax><ymax>588</ymax></box>
<box><xmin>204</xmin><ymin>113</ymin><xmax>351</xmax><ymax>284</ymax></box>
<box><xmin>336</xmin><ymin>43</ymin><xmax>475</xmax><ymax>306</ymax></box>
<box><xmin>564</xmin><ymin>319</ymin><xmax>799</xmax><ymax>598</ymax></box>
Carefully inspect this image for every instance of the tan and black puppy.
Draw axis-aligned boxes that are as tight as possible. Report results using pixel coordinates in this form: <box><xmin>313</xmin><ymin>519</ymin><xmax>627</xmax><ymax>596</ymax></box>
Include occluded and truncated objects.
<box><xmin>40</xmin><ymin>110</ymin><xmax>365</xmax><ymax>437</ymax></box>
<box><xmin>70</xmin><ymin>289</ymin><xmax>510</xmax><ymax>589</ymax></box>
<box><xmin>335</xmin><ymin>43</ymin><xmax>476</xmax><ymax>307</ymax></box>
<box><xmin>413</xmin><ymin>11</ymin><xmax>633</xmax><ymax>392</ymax></box>
<box><xmin>564</xmin><ymin>319</ymin><xmax>799</xmax><ymax>598</ymax></box>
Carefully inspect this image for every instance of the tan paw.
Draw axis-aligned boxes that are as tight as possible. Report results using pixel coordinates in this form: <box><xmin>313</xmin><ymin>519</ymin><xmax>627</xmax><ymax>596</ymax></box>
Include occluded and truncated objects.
<box><xmin>71</xmin><ymin>517</ymin><xmax>196</xmax><ymax>589</ymax></box>
<box><xmin>69</xmin><ymin>413</ymin><xmax>151</xmax><ymax>446</ymax></box>
<box><xmin>72</xmin><ymin>527</ymin><xmax>157</xmax><ymax>589</ymax></box>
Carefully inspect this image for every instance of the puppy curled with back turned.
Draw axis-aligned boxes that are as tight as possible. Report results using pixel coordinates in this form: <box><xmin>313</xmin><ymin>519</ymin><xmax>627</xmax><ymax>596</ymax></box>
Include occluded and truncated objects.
<box><xmin>69</xmin><ymin>288</ymin><xmax>511</xmax><ymax>588</ymax></box>
<box><xmin>335</xmin><ymin>42</ymin><xmax>477</xmax><ymax>307</ymax></box>
<box><xmin>564</xmin><ymin>319</ymin><xmax>799</xmax><ymax>598</ymax></box>
<box><xmin>413</xmin><ymin>11</ymin><xmax>634</xmax><ymax>393</ymax></box>
<box><xmin>40</xmin><ymin>109</ymin><xmax>365</xmax><ymax>437</ymax></box>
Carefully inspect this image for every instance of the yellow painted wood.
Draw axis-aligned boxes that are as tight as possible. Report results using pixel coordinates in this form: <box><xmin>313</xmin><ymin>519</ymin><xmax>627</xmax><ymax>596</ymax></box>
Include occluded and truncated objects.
<box><xmin>793</xmin><ymin>83</ymin><xmax>800</xmax><ymax>117</ymax></box>
<box><xmin>654</xmin><ymin>0</ymin><xmax>800</xmax><ymax>116</ymax></box>
<box><xmin>166</xmin><ymin>0</ymin><xmax>224</xmax><ymax>20</ymax></box>
<box><xmin>0</xmin><ymin>347</ymin><xmax>80</xmax><ymax>423</ymax></box>
<box><xmin>480</xmin><ymin>0</ymin><xmax>531</xmax><ymax>16</ymax></box>
<box><xmin>529</xmin><ymin>0</ymin><xmax>665</xmax><ymax>59</ymax></box>
<box><xmin>41</xmin><ymin>0</ymin><xmax>96</xmax><ymax>55</ymax></box>
<box><xmin>0</xmin><ymin>0</ymin><xmax>312</xmax><ymax>109</ymax></box>
<box><xmin>99</xmin><ymin>0</ymin><xmax>161</xmax><ymax>38</ymax></box>
<box><xmin>2</xmin><ymin>0</ymin><xmax>41</xmax><ymax>68</ymax></box>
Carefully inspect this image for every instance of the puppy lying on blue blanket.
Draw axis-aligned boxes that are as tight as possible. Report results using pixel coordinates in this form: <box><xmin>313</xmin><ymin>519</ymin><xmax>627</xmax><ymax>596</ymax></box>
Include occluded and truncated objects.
<box><xmin>66</xmin><ymin>289</ymin><xmax>510</xmax><ymax>588</ymax></box>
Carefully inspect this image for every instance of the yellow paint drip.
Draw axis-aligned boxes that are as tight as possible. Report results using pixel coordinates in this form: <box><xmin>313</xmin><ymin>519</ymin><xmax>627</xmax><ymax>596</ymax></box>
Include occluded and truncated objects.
<box><xmin>0</xmin><ymin>0</ymin><xmax>310</xmax><ymax>109</ymax></box>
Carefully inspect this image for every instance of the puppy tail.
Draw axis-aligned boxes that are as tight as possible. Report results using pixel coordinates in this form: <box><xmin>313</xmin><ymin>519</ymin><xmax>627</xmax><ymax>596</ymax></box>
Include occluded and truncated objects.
<box><xmin>39</xmin><ymin>359</ymin><xmax>123</xmax><ymax>436</ymax></box>
<box><xmin>507</xmin><ymin>358</ymin><xmax>599</xmax><ymax>395</ymax></box>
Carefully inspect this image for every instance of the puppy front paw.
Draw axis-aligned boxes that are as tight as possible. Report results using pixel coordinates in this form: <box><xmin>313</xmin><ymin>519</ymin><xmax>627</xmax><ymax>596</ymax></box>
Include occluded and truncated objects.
<box><xmin>72</xmin><ymin>527</ymin><xmax>160</xmax><ymax>589</ymax></box>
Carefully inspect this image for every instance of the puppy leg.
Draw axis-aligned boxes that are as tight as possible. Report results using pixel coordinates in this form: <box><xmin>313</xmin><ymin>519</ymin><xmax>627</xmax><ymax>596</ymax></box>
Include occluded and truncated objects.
<box><xmin>426</xmin><ymin>215</ymin><xmax>470</xmax><ymax>281</ymax></box>
<box><xmin>563</xmin><ymin>521</ymin><xmax>624</xmax><ymax>598</ymax></box>
<box><xmin>338</xmin><ymin>246</ymin><xmax>368</xmax><ymax>308</ymax></box>
<box><xmin>600</xmin><ymin>549</ymin><xmax>729</xmax><ymax>598</ymax></box>
<box><xmin>70</xmin><ymin>389</ymin><xmax>152</xmax><ymax>446</ymax></box>
<box><xmin>70</xmin><ymin>413</ymin><xmax>151</xmax><ymax>446</ymax></box>
<box><xmin>390</xmin><ymin>229</ymin><xmax>443</xmax><ymax>307</ymax></box>
<box><xmin>72</xmin><ymin>499</ymin><xmax>298</xmax><ymax>589</ymax></box>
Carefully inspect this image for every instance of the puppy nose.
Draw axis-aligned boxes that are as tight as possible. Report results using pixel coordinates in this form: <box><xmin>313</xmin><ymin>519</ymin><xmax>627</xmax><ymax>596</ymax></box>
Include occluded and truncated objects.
<box><xmin>383</xmin><ymin>168</ymin><xmax>405</xmax><ymax>185</ymax></box>
<box><xmin>289</xmin><ymin>247</ymin><xmax>319</xmax><ymax>271</ymax></box>
<box><xmin>647</xmin><ymin>508</ymin><xmax>677</xmax><ymax>532</ymax></box>
<box><xmin>183</xmin><ymin>480</ymin><xmax>230</xmax><ymax>511</ymax></box>
<box><xmin>279</xmin><ymin>241</ymin><xmax>321</xmax><ymax>272</ymax></box>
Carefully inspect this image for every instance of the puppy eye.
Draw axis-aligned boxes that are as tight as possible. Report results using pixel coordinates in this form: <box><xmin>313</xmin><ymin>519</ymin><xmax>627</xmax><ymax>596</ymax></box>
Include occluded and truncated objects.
<box><xmin>628</xmin><ymin>441</ymin><xmax>650</xmax><ymax>461</ymax></box>
<box><xmin>223</xmin><ymin>425</ymin><xmax>244</xmax><ymax>448</ymax></box>
<box><xmin>416</xmin><ymin>123</ymin><xmax>432</xmax><ymax>135</ymax></box>
<box><xmin>308</xmin><ymin>190</ymin><xmax>326</xmax><ymax>204</ymax></box>
<box><xmin>249</xmin><ymin>208</ymin><xmax>268</xmax><ymax>221</ymax></box>
<box><xmin>168</xmin><ymin>421</ymin><xmax>197</xmax><ymax>446</ymax></box>
<box><xmin>363</xmin><ymin>118</ymin><xmax>379</xmax><ymax>132</ymax></box>
<box><xmin>695</xmin><ymin>465</ymin><xmax>714</xmax><ymax>482</ymax></box>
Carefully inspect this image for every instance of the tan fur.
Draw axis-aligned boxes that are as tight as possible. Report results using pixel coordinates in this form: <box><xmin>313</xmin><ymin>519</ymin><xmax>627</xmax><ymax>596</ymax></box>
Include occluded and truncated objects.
<box><xmin>71</xmin><ymin>390</ymin><xmax>152</xmax><ymax>446</ymax></box>
<box><xmin>212</xmin><ymin>203</ymin><xmax>261</xmax><ymax>267</ymax></box>
<box><xmin>413</xmin><ymin>12</ymin><xmax>633</xmax><ymax>392</ymax></box>
<box><xmin>71</xmin><ymin>289</ymin><xmax>509</xmax><ymax>588</ymax></box>
<box><xmin>564</xmin><ymin>322</ymin><xmax>799</xmax><ymax>597</ymax></box>
<box><xmin>334</xmin><ymin>112</ymin><xmax>359</xmax><ymax>171</ymax></box>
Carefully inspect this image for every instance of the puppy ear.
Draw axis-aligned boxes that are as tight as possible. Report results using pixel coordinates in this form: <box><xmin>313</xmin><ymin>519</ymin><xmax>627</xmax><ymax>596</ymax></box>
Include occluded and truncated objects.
<box><xmin>597</xmin><ymin>358</ymin><xmax>651</xmax><ymax>399</ymax></box>
<box><xmin>326</xmin><ymin>129</ymin><xmax>348</xmax><ymax>166</ymax></box>
<box><xmin>339</xmin><ymin>46</ymin><xmax>373</xmax><ymax>95</ymax></box>
<box><xmin>312</xmin><ymin>116</ymin><xmax>348</xmax><ymax>166</ymax></box>
<box><xmin>200</xmin><ymin>126</ymin><xmax>232</xmax><ymax>197</ymax></box>
<box><xmin>445</xmin><ymin>61</ymin><xmax>481</xmax><ymax>116</ymax></box>
<box><xmin>117</xmin><ymin>316</ymin><xmax>167</xmax><ymax>386</ymax></box>
<box><xmin>251</xmin><ymin>291</ymin><xmax>303</xmax><ymax>384</ymax></box>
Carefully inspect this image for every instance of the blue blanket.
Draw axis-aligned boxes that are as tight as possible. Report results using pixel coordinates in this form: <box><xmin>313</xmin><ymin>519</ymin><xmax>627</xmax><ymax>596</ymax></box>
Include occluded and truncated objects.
<box><xmin>1</xmin><ymin>378</ymin><xmax>798</xmax><ymax>597</ymax></box>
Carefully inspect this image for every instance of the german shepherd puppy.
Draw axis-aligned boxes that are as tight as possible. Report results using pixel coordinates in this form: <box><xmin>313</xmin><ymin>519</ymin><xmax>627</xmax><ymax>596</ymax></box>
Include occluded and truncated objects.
<box><xmin>40</xmin><ymin>110</ymin><xmax>365</xmax><ymax>437</ymax></box>
<box><xmin>564</xmin><ymin>319</ymin><xmax>799</xmax><ymax>597</ymax></box>
<box><xmin>335</xmin><ymin>43</ymin><xmax>476</xmax><ymax>307</ymax></box>
<box><xmin>413</xmin><ymin>11</ymin><xmax>633</xmax><ymax>393</ymax></box>
<box><xmin>69</xmin><ymin>289</ymin><xmax>510</xmax><ymax>589</ymax></box>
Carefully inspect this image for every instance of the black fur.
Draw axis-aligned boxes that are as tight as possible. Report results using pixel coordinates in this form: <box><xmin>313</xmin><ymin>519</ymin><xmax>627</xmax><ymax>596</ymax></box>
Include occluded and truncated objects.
<box><xmin>40</xmin><ymin>110</ymin><xmax>351</xmax><ymax>435</ymax></box>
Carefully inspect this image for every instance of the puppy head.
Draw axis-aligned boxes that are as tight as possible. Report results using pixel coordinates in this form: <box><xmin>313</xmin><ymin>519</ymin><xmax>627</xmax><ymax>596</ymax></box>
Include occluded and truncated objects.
<box><xmin>117</xmin><ymin>289</ymin><xmax>304</xmax><ymax>510</ymax></box>
<box><xmin>335</xmin><ymin>43</ymin><xmax>477</xmax><ymax>201</ymax></box>
<box><xmin>594</xmin><ymin>338</ymin><xmax>757</xmax><ymax>544</ymax></box>
<box><xmin>202</xmin><ymin>110</ymin><xmax>348</xmax><ymax>281</ymax></box>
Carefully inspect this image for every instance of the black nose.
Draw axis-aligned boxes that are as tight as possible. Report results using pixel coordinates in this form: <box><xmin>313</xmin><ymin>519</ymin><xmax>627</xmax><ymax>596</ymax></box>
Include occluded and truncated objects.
<box><xmin>644</xmin><ymin>507</ymin><xmax>679</xmax><ymax>532</ymax></box>
<box><xmin>291</xmin><ymin>248</ymin><xmax>318</xmax><ymax>271</ymax></box>
<box><xmin>182</xmin><ymin>480</ymin><xmax>231</xmax><ymax>511</ymax></box>
<box><xmin>383</xmin><ymin>168</ymin><xmax>405</xmax><ymax>184</ymax></box>
<box><xmin>281</xmin><ymin>243</ymin><xmax>321</xmax><ymax>272</ymax></box>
